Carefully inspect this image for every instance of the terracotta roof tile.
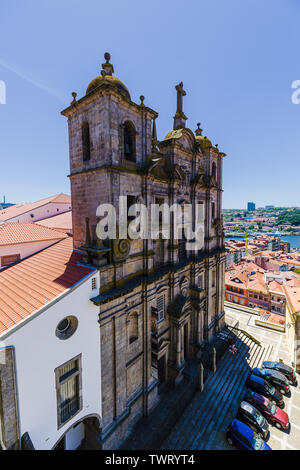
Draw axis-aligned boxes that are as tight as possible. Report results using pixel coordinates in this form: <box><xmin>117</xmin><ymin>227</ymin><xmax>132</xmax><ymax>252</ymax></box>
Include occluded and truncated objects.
<box><xmin>36</xmin><ymin>211</ymin><xmax>72</xmax><ymax>231</ymax></box>
<box><xmin>0</xmin><ymin>222</ymin><xmax>68</xmax><ymax>246</ymax></box>
<box><xmin>0</xmin><ymin>238</ymin><xmax>95</xmax><ymax>335</ymax></box>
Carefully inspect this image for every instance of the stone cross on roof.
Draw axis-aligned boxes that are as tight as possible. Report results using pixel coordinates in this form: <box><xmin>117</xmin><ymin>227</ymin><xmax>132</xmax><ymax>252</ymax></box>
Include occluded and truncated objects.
<box><xmin>173</xmin><ymin>81</ymin><xmax>187</xmax><ymax>130</ymax></box>
<box><xmin>175</xmin><ymin>82</ymin><xmax>186</xmax><ymax>114</ymax></box>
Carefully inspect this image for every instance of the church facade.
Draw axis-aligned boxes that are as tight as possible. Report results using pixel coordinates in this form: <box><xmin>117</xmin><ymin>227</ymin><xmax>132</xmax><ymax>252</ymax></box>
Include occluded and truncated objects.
<box><xmin>62</xmin><ymin>53</ymin><xmax>227</xmax><ymax>449</ymax></box>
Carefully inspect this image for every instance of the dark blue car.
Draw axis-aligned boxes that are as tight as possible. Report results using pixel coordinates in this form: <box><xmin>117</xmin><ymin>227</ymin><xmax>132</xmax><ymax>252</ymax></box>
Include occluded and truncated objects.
<box><xmin>227</xmin><ymin>419</ymin><xmax>272</xmax><ymax>450</ymax></box>
<box><xmin>247</xmin><ymin>374</ymin><xmax>284</xmax><ymax>408</ymax></box>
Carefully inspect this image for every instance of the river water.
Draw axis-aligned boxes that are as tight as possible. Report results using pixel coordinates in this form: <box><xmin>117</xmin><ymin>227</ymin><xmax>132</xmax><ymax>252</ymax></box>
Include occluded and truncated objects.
<box><xmin>225</xmin><ymin>235</ymin><xmax>300</xmax><ymax>250</ymax></box>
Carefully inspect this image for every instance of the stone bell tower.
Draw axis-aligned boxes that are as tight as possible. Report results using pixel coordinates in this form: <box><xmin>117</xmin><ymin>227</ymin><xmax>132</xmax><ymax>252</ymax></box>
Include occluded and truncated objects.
<box><xmin>61</xmin><ymin>53</ymin><xmax>157</xmax><ymax>252</ymax></box>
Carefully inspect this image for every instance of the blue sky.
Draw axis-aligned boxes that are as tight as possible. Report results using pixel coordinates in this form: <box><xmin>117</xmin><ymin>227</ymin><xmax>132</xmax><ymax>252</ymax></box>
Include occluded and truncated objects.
<box><xmin>0</xmin><ymin>0</ymin><xmax>299</xmax><ymax>209</ymax></box>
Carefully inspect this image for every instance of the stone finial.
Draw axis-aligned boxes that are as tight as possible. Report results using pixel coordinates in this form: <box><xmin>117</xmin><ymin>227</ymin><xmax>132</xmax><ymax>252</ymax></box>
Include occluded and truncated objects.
<box><xmin>71</xmin><ymin>92</ymin><xmax>77</xmax><ymax>105</ymax></box>
<box><xmin>152</xmin><ymin>117</ymin><xmax>158</xmax><ymax>150</ymax></box>
<box><xmin>101</xmin><ymin>52</ymin><xmax>114</xmax><ymax>76</ymax></box>
<box><xmin>173</xmin><ymin>81</ymin><xmax>187</xmax><ymax>130</ymax></box>
<box><xmin>104</xmin><ymin>52</ymin><xmax>111</xmax><ymax>63</ymax></box>
<box><xmin>195</xmin><ymin>122</ymin><xmax>203</xmax><ymax>136</ymax></box>
<box><xmin>140</xmin><ymin>95</ymin><xmax>145</xmax><ymax>107</ymax></box>
<box><xmin>85</xmin><ymin>217</ymin><xmax>92</xmax><ymax>247</ymax></box>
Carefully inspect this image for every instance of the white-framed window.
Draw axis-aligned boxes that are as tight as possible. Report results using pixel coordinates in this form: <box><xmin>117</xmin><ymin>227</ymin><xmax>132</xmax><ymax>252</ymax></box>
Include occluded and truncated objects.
<box><xmin>157</xmin><ymin>295</ymin><xmax>165</xmax><ymax>322</ymax></box>
<box><xmin>55</xmin><ymin>355</ymin><xmax>82</xmax><ymax>428</ymax></box>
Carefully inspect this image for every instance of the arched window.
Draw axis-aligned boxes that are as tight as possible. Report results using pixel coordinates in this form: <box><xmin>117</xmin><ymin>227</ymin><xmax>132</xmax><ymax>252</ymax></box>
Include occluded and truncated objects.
<box><xmin>82</xmin><ymin>122</ymin><xmax>91</xmax><ymax>161</ymax></box>
<box><xmin>212</xmin><ymin>162</ymin><xmax>217</xmax><ymax>180</ymax></box>
<box><xmin>128</xmin><ymin>312</ymin><xmax>138</xmax><ymax>344</ymax></box>
<box><xmin>124</xmin><ymin>121</ymin><xmax>136</xmax><ymax>162</ymax></box>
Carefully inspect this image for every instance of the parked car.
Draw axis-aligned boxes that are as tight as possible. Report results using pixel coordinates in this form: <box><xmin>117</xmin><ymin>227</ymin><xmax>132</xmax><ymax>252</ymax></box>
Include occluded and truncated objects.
<box><xmin>262</xmin><ymin>361</ymin><xmax>297</xmax><ymax>385</ymax></box>
<box><xmin>226</xmin><ymin>419</ymin><xmax>271</xmax><ymax>450</ymax></box>
<box><xmin>246</xmin><ymin>374</ymin><xmax>284</xmax><ymax>408</ymax></box>
<box><xmin>252</xmin><ymin>368</ymin><xmax>290</xmax><ymax>395</ymax></box>
<box><xmin>244</xmin><ymin>390</ymin><xmax>290</xmax><ymax>431</ymax></box>
<box><xmin>237</xmin><ymin>401</ymin><xmax>269</xmax><ymax>439</ymax></box>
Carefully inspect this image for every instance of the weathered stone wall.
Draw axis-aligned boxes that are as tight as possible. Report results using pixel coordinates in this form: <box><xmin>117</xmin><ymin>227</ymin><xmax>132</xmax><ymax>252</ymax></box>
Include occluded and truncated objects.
<box><xmin>0</xmin><ymin>347</ymin><xmax>19</xmax><ymax>449</ymax></box>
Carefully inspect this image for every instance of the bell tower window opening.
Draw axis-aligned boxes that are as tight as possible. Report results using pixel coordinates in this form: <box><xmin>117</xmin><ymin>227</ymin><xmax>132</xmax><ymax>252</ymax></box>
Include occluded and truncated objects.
<box><xmin>212</xmin><ymin>162</ymin><xmax>217</xmax><ymax>180</ymax></box>
<box><xmin>124</xmin><ymin>121</ymin><xmax>136</xmax><ymax>162</ymax></box>
<box><xmin>212</xmin><ymin>202</ymin><xmax>215</xmax><ymax>222</ymax></box>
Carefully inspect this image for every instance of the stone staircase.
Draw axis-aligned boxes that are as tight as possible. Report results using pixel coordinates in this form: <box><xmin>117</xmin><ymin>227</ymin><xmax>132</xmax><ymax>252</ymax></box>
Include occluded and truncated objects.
<box><xmin>161</xmin><ymin>329</ymin><xmax>273</xmax><ymax>450</ymax></box>
<box><xmin>119</xmin><ymin>376</ymin><xmax>197</xmax><ymax>450</ymax></box>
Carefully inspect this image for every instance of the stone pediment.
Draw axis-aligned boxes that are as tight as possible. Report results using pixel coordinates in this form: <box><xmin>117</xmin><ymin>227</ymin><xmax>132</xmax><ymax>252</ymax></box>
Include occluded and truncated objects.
<box><xmin>142</xmin><ymin>155</ymin><xmax>187</xmax><ymax>183</ymax></box>
<box><xmin>191</xmin><ymin>170</ymin><xmax>217</xmax><ymax>189</ymax></box>
<box><xmin>167</xmin><ymin>294</ymin><xmax>190</xmax><ymax>319</ymax></box>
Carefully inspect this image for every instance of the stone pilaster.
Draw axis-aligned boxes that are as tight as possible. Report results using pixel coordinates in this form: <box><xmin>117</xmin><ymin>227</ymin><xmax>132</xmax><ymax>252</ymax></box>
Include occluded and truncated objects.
<box><xmin>0</xmin><ymin>347</ymin><xmax>19</xmax><ymax>450</ymax></box>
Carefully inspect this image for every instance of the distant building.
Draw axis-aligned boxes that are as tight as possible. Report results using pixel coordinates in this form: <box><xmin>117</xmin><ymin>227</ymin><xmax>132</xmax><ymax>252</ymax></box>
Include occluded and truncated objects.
<box><xmin>268</xmin><ymin>237</ymin><xmax>281</xmax><ymax>252</ymax></box>
<box><xmin>265</xmin><ymin>205</ymin><xmax>274</xmax><ymax>209</ymax></box>
<box><xmin>225</xmin><ymin>260</ymin><xmax>287</xmax><ymax>315</ymax></box>
<box><xmin>0</xmin><ymin>196</ymin><xmax>15</xmax><ymax>210</ymax></box>
<box><xmin>0</xmin><ymin>193</ymin><xmax>71</xmax><ymax>223</ymax></box>
<box><xmin>247</xmin><ymin>202</ymin><xmax>255</xmax><ymax>211</ymax></box>
<box><xmin>280</xmin><ymin>240</ymin><xmax>291</xmax><ymax>253</ymax></box>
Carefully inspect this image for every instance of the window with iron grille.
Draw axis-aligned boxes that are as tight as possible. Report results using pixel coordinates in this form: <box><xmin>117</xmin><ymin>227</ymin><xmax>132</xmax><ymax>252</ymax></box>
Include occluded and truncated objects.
<box><xmin>92</xmin><ymin>277</ymin><xmax>97</xmax><ymax>290</ymax></box>
<box><xmin>55</xmin><ymin>356</ymin><xmax>82</xmax><ymax>427</ymax></box>
<box><xmin>157</xmin><ymin>295</ymin><xmax>165</xmax><ymax>322</ymax></box>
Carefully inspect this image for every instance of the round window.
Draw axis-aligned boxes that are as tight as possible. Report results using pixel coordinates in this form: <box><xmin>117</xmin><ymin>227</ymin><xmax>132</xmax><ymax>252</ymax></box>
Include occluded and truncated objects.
<box><xmin>55</xmin><ymin>316</ymin><xmax>78</xmax><ymax>340</ymax></box>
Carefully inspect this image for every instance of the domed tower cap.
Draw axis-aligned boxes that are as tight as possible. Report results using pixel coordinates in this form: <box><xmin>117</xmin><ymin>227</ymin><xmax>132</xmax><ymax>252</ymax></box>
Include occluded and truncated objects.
<box><xmin>86</xmin><ymin>53</ymin><xmax>131</xmax><ymax>99</ymax></box>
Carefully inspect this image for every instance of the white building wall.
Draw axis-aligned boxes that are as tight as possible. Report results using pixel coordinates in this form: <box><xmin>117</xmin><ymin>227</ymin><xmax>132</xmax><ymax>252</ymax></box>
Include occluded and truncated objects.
<box><xmin>5</xmin><ymin>202</ymin><xmax>71</xmax><ymax>223</ymax></box>
<box><xmin>0</xmin><ymin>239</ymin><xmax>63</xmax><ymax>268</ymax></box>
<box><xmin>1</xmin><ymin>272</ymin><xmax>101</xmax><ymax>450</ymax></box>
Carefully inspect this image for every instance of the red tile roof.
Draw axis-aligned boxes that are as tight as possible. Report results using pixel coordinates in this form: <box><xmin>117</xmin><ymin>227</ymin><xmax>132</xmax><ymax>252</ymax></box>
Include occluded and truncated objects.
<box><xmin>36</xmin><ymin>211</ymin><xmax>72</xmax><ymax>232</ymax></box>
<box><xmin>0</xmin><ymin>238</ymin><xmax>95</xmax><ymax>335</ymax></box>
<box><xmin>0</xmin><ymin>193</ymin><xmax>71</xmax><ymax>222</ymax></box>
<box><xmin>0</xmin><ymin>222</ymin><xmax>68</xmax><ymax>246</ymax></box>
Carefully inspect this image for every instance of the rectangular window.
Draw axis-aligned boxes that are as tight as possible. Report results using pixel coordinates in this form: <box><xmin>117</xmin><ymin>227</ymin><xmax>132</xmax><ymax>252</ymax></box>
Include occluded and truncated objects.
<box><xmin>91</xmin><ymin>277</ymin><xmax>97</xmax><ymax>290</ymax></box>
<box><xmin>212</xmin><ymin>202</ymin><xmax>215</xmax><ymax>221</ymax></box>
<box><xmin>198</xmin><ymin>275</ymin><xmax>203</xmax><ymax>289</ymax></box>
<box><xmin>1</xmin><ymin>254</ymin><xmax>20</xmax><ymax>267</ymax></box>
<box><xmin>212</xmin><ymin>269</ymin><xmax>216</xmax><ymax>288</ymax></box>
<box><xmin>127</xmin><ymin>195</ymin><xmax>136</xmax><ymax>221</ymax></box>
<box><xmin>55</xmin><ymin>356</ymin><xmax>82</xmax><ymax>427</ymax></box>
<box><xmin>157</xmin><ymin>295</ymin><xmax>165</xmax><ymax>322</ymax></box>
<box><xmin>155</xmin><ymin>197</ymin><xmax>164</xmax><ymax>229</ymax></box>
